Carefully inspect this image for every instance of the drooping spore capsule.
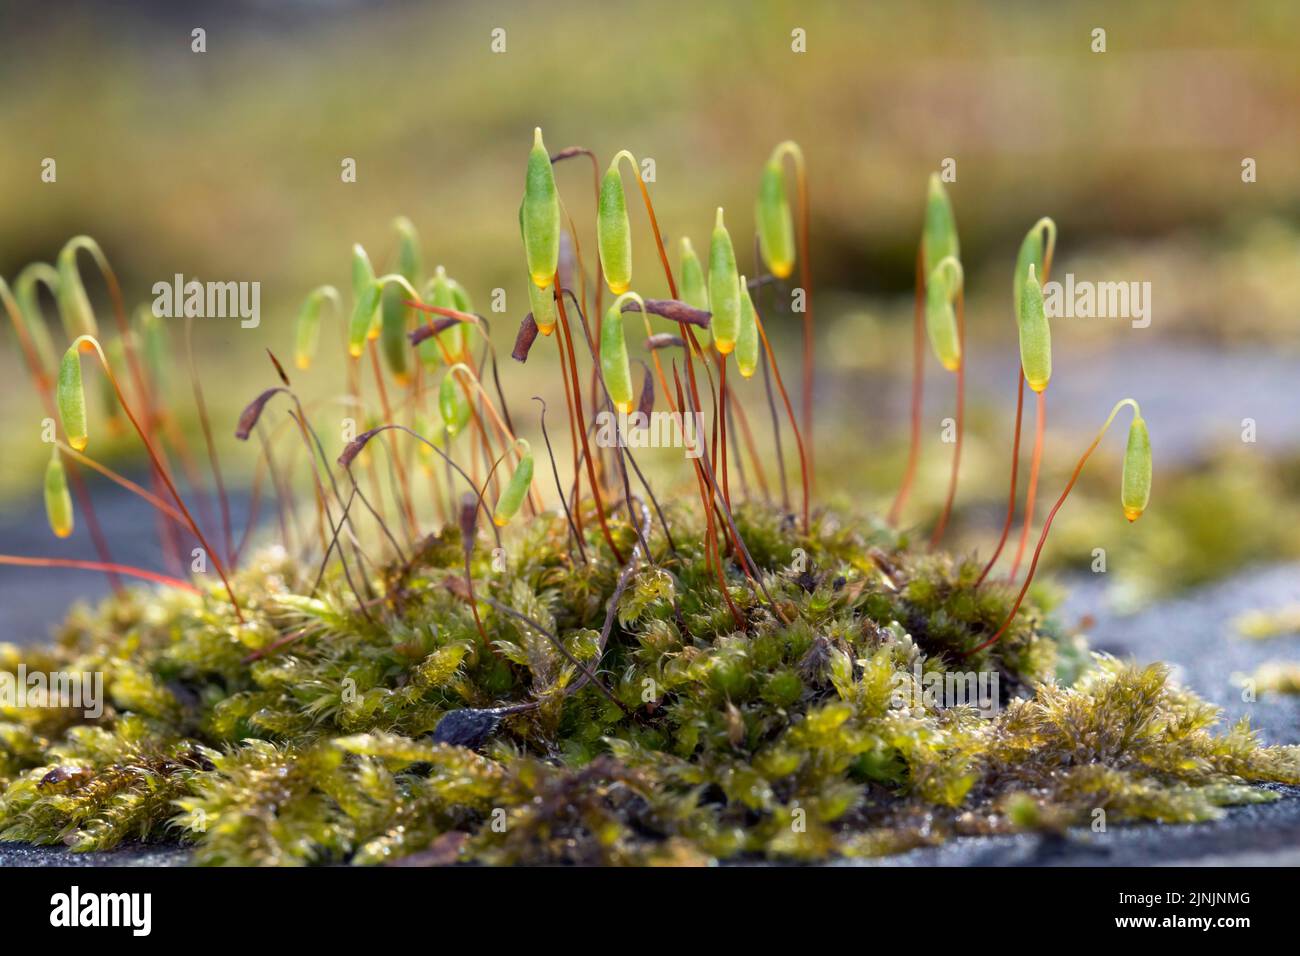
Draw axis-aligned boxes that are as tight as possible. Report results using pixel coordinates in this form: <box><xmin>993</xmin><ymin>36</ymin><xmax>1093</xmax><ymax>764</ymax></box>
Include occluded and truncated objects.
<box><xmin>380</xmin><ymin>221</ymin><xmax>422</xmax><ymax>385</ymax></box>
<box><xmin>522</xmin><ymin>127</ymin><xmax>560</xmax><ymax>288</ymax></box>
<box><xmin>1121</xmin><ymin>414</ymin><xmax>1152</xmax><ymax>522</ymax></box>
<box><xmin>55</xmin><ymin>239</ymin><xmax>99</xmax><ymax>343</ymax></box>
<box><xmin>439</xmin><ymin>369</ymin><xmax>472</xmax><ymax>438</ymax></box>
<box><xmin>708</xmin><ymin>208</ymin><xmax>741</xmax><ymax>354</ymax></box>
<box><xmin>138</xmin><ymin>305</ymin><xmax>169</xmax><ymax>391</ymax></box>
<box><xmin>597</xmin><ymin>158</ymin><xmax>632</xmax><ymax>294</ymax></box>
<box><xmin>348</xmin><ymin>281</ymin><xmax>382</xmax><ymax>358</ymax></box>
<box><xmin>600</xmin><ymin>299</ymin><xmax>634</xmax><ymax>414</ymax></box>
<box><xmin>1017</xmin><ymin>263</ymin><xmax>1052</xmax><ymax>392</ymax></box>
<box><xmin>347</xmin><ymin>245</ymin><xmax>380</xmax><ymax>358</ymax></box>
<box><xmin>294</xmin><ymin>288</ymin><xmax>326</xmax><ymax>370</ymax></box>
<box><xmin>418</xmin><ymin>266</ymin><xmax>464</xmax><ymax>364</ymax></box>
<box><xmin>755</xmin><ymin>153</ymin><xmax>795</xmax><ymax>279</ymax></box>
<box><xmin>101</xmin><ymin>337</ymin><xmax>126</xmax><ymax>436</ymax></box>
<box><xmin>527</xmin><ymin>277</ymin><xmax>557</xmax><ymax>336</ymax></box>
<box><xmin>678</xmin><ymin>236</ymin><xmax>710</xmax><ymax>346</ymax></box>
<box><xmin>922</xmin><ymin>173</ymin><xmax>959</xmax><ymax>277</ymax></box>
<box><xmin>735</xmin><ymin>277</ymin><xmax>760</xmax><ymax>379</ymax></box>
<box><xmin>9</xmin><ymin>267</ymin><xmax>59</xmax><ymax>382</ymax></box>
<box><xmin>44</xmin><ymin>448</ymin><xmax>74</xmax><ymax>539</ymax></box>
<box><xmin>57</xmin><ymin>345</ymin><xmax>88</xmax><ymax>451</ymax></box>
<box><xmin>493</xmin><ymin>443</ymin><xmax>534</xmax><ymax>527</ymax></box>
<box><xmin>1013</xmin><ymin>218</ymin><xmax>1054</xmax><ymax>318</ymax></box>
<box><xmin>924</xmin><ymin>259</ymin><xmax>962</xmax><ymax>372</ymax></box>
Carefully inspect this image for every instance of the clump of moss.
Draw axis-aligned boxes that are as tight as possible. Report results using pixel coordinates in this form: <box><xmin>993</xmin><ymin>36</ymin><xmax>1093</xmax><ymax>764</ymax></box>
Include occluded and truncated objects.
<box><xmin>2</xmin><ymin>502</ymin><xmax>1295</xmax><ymax>865</ymax></box>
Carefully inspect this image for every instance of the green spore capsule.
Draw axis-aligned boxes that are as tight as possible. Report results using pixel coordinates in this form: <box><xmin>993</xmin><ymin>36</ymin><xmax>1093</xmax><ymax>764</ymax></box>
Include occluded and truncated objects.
<box><xmin>600</xmin><ymin>296</ymin><xmax>635</xmax><ymax>414</ymax></box>
<box><xmin>55</xmin><ymin>238</ymin><xmax>100</xmax><ymax>342</ymax></box>
<box><xmin>44</xmin><ymin>447</ymin><xmax>74</xmax><ymax>539</ymax></box>
<box><xmin>756</xmin><ymin>153</ymin><xmax>795</xmax><ymax>279</ymax></box>
<box><xmin>10</xmin><ymin>266</ymin><xmax>60</xmax><ymax>382</ymax></box>
<box><xmin>678</xmin><ymin>236</ymin><xmax>710</xmax><ymax>345</ymax></box>
<box><xmin>1122</xmin><ymin>415</ymin><xmax>1152</xmax><ymax>522</ymax></box>
<box><xmin>598</xmin><ymin>156</ymin><xmax>633</xmax><ymax>294</ymax></box>
<box><xmin>923</xmin><ymin>173</ymin><xmax>959</xmax><ymax>277</ymax></box>
<box><xmin>736</xmin><ymin>277</ymin><xmax>760</xmax><ymax>378</ymax></box>
<box><xmin>1017</xmin><ymin>263</ymin><xmax>1052</xmax><ymax>392</ymax></box>
<box><xmin>348</xmin><ymin>281</ymin><xmax>382</xmax><ymax>359</ymax></box>
<box><xmin>527</xmin><ymin>277</ymin><xmax>557</xmax><ymax>336</ymax></box>
<box><xmin>380</xmin><ymin>220</ymin><xmax>423</xmax><ymax>385</ymax></box>
<box><xmin>493</xmin><ymin>442</ymin><xmax>534</xmax><ymax>527</ymax></box>
<box><xmin>138</xmin><ymin>305</ymin><xmax>169</xmax><ymax>392</ymax></box>
<box><xmin>347</xmin><ymin>245</ymin><xmax>379</xmax><ymax>358</ymax></box>
<box><xmin>708</xmin><ymin>208</ymin><xmax>741</xmax><ymax>354</ymax></box>
<box><xmin>294</xmin><ymin>286</ymin><xmax>337</xmax><ymax>371</ymax></box>
<box><xmin>417</xmin><ymin>266</ymin><xmax>463</xmax><ymax>364</ymax></box>
<box><xmin>1013</xmin><ymin>218</ymin><xmax>1055</xmax><ymax>318</ymax></box>
<box><xmin>439</xmin><ymin>368</ymin><xmax>471</xmax><ymax>438</ymax></box>
<box><xmin>101</xmin><ymin>336</ymin><xmax>126</xmax><ymax>435</ymax></box>
<box><xmin>924</xmin><ymin>257</ymin><xmax>962</xmax><ymax>372</ymax></box>
<box><xmin>57</xmin><ymin>345</ymin><xmax>88</xmax><ymax>451</ymax></box>
<box><xmin>522</xmin><ymin>127</ymin><xmax>560</xmax><ymax>288</ymax></box>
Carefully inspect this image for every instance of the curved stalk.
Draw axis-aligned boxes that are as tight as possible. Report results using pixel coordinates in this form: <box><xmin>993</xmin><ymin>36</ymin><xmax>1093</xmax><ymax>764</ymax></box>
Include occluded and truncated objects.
<box><xmin>69</xmin><ymin>335</ymin><xmax>243</xmax><ymax>620</ymax></box>
<box><xmin>966</xmin><ymin>399</ymin><xmax>1140</xmax><ymax>656</ymax></box>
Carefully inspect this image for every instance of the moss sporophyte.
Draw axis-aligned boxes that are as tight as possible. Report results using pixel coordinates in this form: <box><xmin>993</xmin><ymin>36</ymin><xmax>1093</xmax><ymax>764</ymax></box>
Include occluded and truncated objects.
<box><xmin>0</xmin><ymin>131</ymin><xmax>1293</xmax><ymax>867</ymax></box>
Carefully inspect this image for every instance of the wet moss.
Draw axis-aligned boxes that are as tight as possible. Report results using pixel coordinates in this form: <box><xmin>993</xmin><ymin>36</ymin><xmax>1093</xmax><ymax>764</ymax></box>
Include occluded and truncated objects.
<box><xmin>1</xmin><ymin>504</ymin><xmax>1296</xmax><ymax>865</ymax></box>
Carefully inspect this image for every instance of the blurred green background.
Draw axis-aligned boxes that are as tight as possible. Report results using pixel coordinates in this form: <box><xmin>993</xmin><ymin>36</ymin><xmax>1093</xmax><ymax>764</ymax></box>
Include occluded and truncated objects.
<box><xmin>3</xmin><ymin>0</ymin><xmax>1300</xmax><ymax>621</ymax></box>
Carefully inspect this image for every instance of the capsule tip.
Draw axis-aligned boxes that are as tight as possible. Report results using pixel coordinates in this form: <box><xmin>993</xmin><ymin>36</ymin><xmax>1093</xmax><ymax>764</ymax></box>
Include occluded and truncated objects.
<box><xmin>715</xmin><ymin>338</ymin><xmax>735</xmax><ymax>356</ymax></box>
<box><xmin>615</xmin><ymin>400</ymin><xmax>634</xmax><ymax>415</ymax></box>
<box><xmin>348</xmin><ymin>343</ymin><xmax>364</xmax><ymax>358</ymax></box>
<box><xmin>493</xmin><ymin>513</ymin><xmax>509</xmax><ymax>528</ymax></box>
<box><xmin>608</xmin><ymin>280</ymin><xmax>630</xmax><ymax>295</ymax></box>
<box><xmin>69</xmin><ymin>436</ymin><xmax>88</xmax><ymax>452</ymax></box>
<box><xmin>536</xmin><ymin>321</ymin><xmax>556</xmax><ymax>336</ymax></box>
<box><xmin>770</xmin><ymin>260</ymin><xmax>794</xmax><ymax>280</ymax></box>
<box><xmin>533</xmin><ymin>127</ymin><xmax>544</xmax><ymax>149</ymax></box>
<box><xmin>295</xmin><ymin>356</ymin><xmax>311</xmax><ymax>371</ymax></box>
<box><xmin>714</xmin><ymin>207</ymin><xmax>725</xmax><ymax>229</ymax></box>
<box><xmin>1123</xmin><ymin>506</ymin><xmax>1144</xmax><ymax>523</ymax></box>
<box><xmin>530</xmin><ymin>271</ymin><xmax>554</xmax><ymax>289</ymax></box>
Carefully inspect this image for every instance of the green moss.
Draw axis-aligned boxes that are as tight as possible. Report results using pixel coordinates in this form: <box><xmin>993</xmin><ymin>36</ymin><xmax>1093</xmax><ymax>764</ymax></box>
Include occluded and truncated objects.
<box><xmin>1</xmin><ymin>504</ymin><xmax>1296</xmax><ymax>865</ymax></box>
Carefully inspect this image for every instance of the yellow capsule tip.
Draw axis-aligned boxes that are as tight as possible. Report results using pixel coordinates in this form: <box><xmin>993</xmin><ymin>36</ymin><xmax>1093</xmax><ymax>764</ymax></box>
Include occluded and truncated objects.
<box><xmin>536</xmin><ymin>322</ymin><xmax>556</xmax><ymax>336</ymax></box>
<box><xmin>1123</xmin><ymin>507</ymin><xmax>1144</xmax><ymax>523</ymax></box>
<box><xmin>69</xmin><ymin>436</ymin><xmax>88</xmax><ymax>452</ymax></box>
<box><xmin>295</xmin><ymin>356</ymin><xmax>311</xmax><ymax>371</ymax></box>
<box><xmin>615</xmin><ymin>400</ymin><xmax>633</xmax><ymax>415</ymax></box>
<box><xmin>715</xmin><ymin>339</ymin><xmax>735</xmax><ymax>355</ymax></box>
<box><xmin>493</xmin><ymin>513</ymin><xmax>509</xmax><ymax>528</ymax></box>
<box><xmin>531</xmin><ymin>271</ymin><xmax>555</xmax><ymax>289</ymax></box>
<box><xmin>608</xmin><ymin>280</ymin><xmax>630</xmax><ymax>295</ymax></box>
<box><xmin>770</xmin><ymin>261</ymin><xmax>794</xmax><ymax>280</ymax></box>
